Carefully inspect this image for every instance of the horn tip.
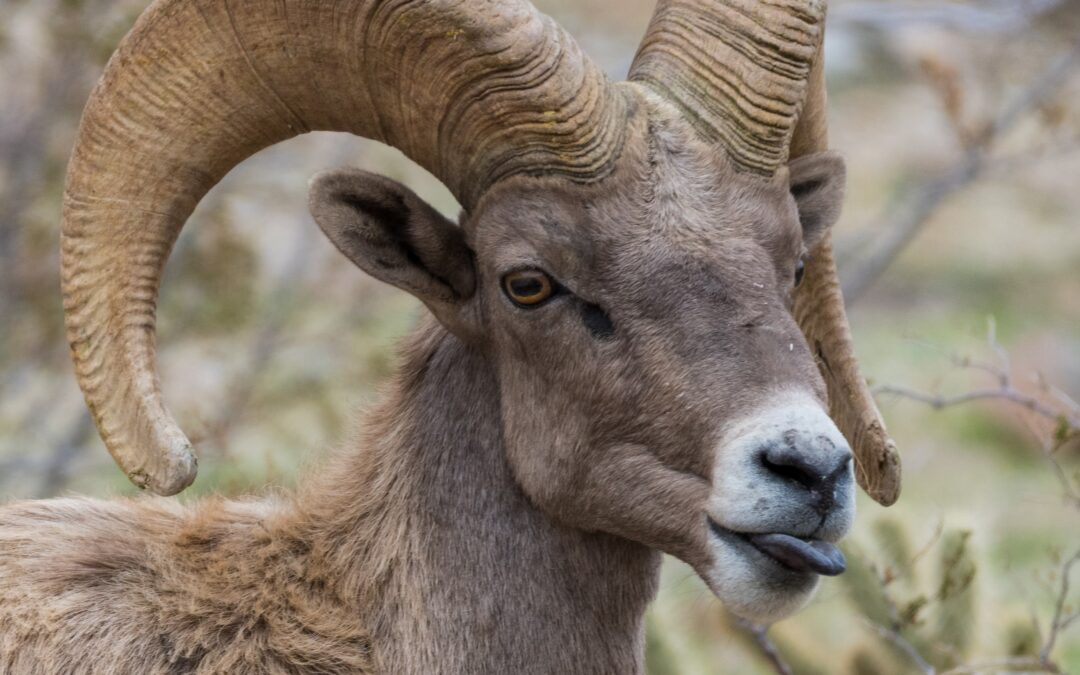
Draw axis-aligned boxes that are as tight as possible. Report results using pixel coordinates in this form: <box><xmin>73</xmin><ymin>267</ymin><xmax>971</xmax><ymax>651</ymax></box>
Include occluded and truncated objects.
<box><xmin>856</xmin><ymin>433</ymin><xmax>902</xmax><ymax>507</ymax></box>
<box><xmin>132</xmin><ymin>441</ymin><xmax>198</xmax><ymax>497</ymax></box>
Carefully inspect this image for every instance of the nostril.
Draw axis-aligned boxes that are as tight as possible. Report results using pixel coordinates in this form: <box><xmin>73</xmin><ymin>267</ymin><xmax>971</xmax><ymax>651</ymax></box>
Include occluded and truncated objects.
<box><xmin>760</xmin><ymin>444</ymin><xmax>852</xmax><ymax>494</ymax></box>
<box><xmin>760</xmin><ymin>447</ymin><xmax>821</xmax><ymax>490</ymax></box>
<box><xmin>832</xmin><ymin>455</ymin><xmax>853</xmax><ymax>482</ymax></box>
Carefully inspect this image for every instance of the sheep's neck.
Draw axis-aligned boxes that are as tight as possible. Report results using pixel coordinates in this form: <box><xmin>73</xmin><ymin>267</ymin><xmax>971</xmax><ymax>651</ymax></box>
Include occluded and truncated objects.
<box><xmin>299</xmin><ymin>320</ymin><xmax>661</xmax><ymax>674</ymax></box>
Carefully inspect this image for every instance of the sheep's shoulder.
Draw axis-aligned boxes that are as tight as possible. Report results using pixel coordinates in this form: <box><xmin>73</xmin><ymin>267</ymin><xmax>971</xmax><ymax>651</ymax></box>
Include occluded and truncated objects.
<box><xmin>0</xmin><ymin>496</ymin><xmax>375</xmax><ymax>674</ymax></box>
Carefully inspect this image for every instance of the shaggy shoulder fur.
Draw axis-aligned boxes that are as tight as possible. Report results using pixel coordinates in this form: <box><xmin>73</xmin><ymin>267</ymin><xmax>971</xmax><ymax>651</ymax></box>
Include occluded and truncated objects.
<box><xmin>0</xmin><ymin>496</ymin><xmax>374</xmax><ymax>674</ymax></box>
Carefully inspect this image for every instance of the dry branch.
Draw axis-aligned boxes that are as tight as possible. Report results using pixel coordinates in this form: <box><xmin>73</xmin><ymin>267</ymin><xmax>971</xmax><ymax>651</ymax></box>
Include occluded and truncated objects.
<box><xmin>840</xmin><ymin>41</ymin><xmax>1080</xmax><ymax>304</ymax></box>
<box><xmin>872</xmin><ymin>384</ymin><xmax>1078</xmax><ymax>430</ymax></box>
<box><xmin>865</xmin><ymin>619</ymin><xmax>937</xmax><ymax>675</ymax></box>
<box><xmin>831</xmin><ymin>0</ymin><xmax>1067</xmax><ymax>34</ymax></box>
<box><xmin>737</xmin><ymin>619</ymin><xmax>794</xmax><ymax>675</ymax></box>
<box><xmin>874</xmin><ymin>322</ymin><xmax>1080</xmax><ymax>509</ymax></box>
<box><xmin>870</xmin><ymin>328</ymin><xmax>1078</xmax><ymax>672</ymax></box>
<box><xmin>1041</xmin><ymin>549</ymin><xmax>1080</xmax><ymax>664</ymax></box>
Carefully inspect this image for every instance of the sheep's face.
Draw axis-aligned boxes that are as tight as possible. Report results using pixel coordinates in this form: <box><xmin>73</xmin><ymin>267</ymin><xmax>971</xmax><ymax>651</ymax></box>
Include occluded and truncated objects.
<box><xmin>311</xmin><ymin>111</ymin><xmax>854</xmax><ymax>623</ymax></box>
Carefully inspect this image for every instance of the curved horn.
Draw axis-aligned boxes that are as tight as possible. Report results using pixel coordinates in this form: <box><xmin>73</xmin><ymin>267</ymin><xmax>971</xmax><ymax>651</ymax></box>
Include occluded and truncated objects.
<box><xmin>629</xmin><ymin>1</ymin><xmax>901</xmax><ymax>505</ymax></box>
<box><xmin>789</xmin><ymin>43</ymin><xmax>901</xmax><ymax>506</ymax></box>
<box><xmin>62</xmin><ymin>0</ymin><xmax>626</xmax><ymax>495</ymax></box>
<box><xmin>629</xmin><ymin>0</ymin><xmax>826</xmax><ymax>175</ymax></box>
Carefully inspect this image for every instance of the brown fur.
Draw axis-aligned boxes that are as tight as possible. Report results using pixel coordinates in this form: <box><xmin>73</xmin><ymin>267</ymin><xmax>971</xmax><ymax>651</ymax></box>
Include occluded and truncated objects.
<box><xmin>1</xmin><ymin>320</ymin><xmax>657</xmax><ymax>674</ymax></box>
<box><xmin>1</xmin><ymin>90</ymin><xmax>849</xmax><ymax>673</ymax></box>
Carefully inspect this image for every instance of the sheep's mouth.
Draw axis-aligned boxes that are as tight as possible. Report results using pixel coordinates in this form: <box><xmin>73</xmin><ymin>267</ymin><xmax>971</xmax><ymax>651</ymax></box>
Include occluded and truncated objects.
<box><xmin>707</xmin><ymin>518</ymin><xmax>846</xmax><ymax>577</ymax></box>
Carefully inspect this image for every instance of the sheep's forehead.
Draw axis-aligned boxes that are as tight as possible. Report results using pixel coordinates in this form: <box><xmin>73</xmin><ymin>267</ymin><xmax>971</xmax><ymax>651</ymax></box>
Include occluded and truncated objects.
<box><xmin>472</xmin><ymin>136</ymin><xmax>802</xmax><ymax>288</ymax></box>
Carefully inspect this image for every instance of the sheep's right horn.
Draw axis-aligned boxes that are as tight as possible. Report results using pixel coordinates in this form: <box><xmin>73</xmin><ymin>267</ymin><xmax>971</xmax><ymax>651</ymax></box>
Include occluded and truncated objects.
<box><xmin>629</xmin><ymin>0</ymin><xmax>901</xmax><ymax>506</ymax></box>
<box><xmin>789</xmin><ymin>43</ymin><xmax>901</xmax><ymax>506</ymax></box>
<box><xmin>62</xmin><ymin>0</ymin><xmax>627</xmax><ymax>495</ymax></box>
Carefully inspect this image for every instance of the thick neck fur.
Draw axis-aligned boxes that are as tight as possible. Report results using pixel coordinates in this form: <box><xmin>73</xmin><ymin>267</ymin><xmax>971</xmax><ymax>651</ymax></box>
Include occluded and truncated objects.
<box><xmin>294</xmin><ymin>317</ymin><xmax>661</xmax><ymax>673</ymax></box>
<box><xmin>0</xmin><ymin>315</ymin><xmax>660</xmax><ymax>674</ymax></box>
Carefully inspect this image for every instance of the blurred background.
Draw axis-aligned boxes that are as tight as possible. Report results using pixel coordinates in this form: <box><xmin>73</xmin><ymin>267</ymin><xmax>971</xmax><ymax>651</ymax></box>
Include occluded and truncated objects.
<box><xmin>1</xmin><ymin>0</ymin><xmax>1078</xmax><ymax>672</ymax></box>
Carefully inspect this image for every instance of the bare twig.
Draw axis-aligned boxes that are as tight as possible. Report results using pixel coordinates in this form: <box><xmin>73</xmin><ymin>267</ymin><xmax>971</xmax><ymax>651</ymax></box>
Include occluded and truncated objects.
<box><xmin>870</xmin><ymin>329</ymin><xmax>1078</xmax><ymax>672</ymax></box>
<box><xmin>863</xmin><ymin>619</ymin><xmax>1063</xmax><ymax>675</ymax></box>
<box><xmin>874</xmin><ymin>323</ymin><xmax>1080</xmax><ymax>510</ymax></box>
<box><xmin>841</xmin><ymin>42</ymin><xmax>1080</xmax><ymax>304</ymax></box>
<box><xmin>935</xmin><ymin>550</ymin><xmax>1079</xmax><ymax>674</ymax></box>
<box><xmin>872</xmin><ymin>384</ymin><xmax>1077</xmax><ymax>429</ymax></box>
<box><xmin>736</xmin><ymin>619</ymin><xmax>793</xmax><ymax>675</ymax></box>
<box><xmin>987</xmin><ymin>44</ymin><xmax>1080</xmax><ymax>142</ymax></box>
<box><xmin>872</xmin><ymin>320</ymin><xmax>1079</xmax><ymax>430</ymax></box>
<box><xmin>1045</xmin><ymin>457</ymin><xmax>1080</xmax><ymax>510</ymax></box>
<box><xmin>909</xmin><ymin>518</ymin><xmax>946</xmax><ymax>568</ymax></box>
<box><xmin>1037</xmin><ymin>375</ymin><xmax>1079</xmax><ymax>417</ymax></box>
<box><xmin>940</xmin><ymin>656</ymin><xmax>1059</xmax><ymax>674</ymax></box>
<box><xmin>1040</xmin><ymin>548</ymin><xmax>1080</xmax><ymax>663</ymax></box>
<box><xmin>864</xmin><ymin>620</ymin><xmax>936</xmax><ymax>675</ymax></box>
<box><xmin>831</xmin><ymin>0</ymin><xmax>1066</xmax><ymax>34</ymax></box>
<box><xmin>840</xmin><ymin>154</ymin><xmax>982</xmax><ymax>304</ymax></box>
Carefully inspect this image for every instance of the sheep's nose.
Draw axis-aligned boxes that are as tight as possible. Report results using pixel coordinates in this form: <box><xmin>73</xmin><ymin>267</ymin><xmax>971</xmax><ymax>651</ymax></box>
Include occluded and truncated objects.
<box><xmin>760</xmin><ymin>439</ymin><xmax>852</xmax><ymax>513</ymax></box>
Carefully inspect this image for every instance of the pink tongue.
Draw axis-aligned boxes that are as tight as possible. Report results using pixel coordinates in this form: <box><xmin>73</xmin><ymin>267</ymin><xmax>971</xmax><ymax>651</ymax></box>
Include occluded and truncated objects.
<box><xmin>748</xmin><ymin>534</ymin><xmax>846</xmax><ymax>576</ymax></box>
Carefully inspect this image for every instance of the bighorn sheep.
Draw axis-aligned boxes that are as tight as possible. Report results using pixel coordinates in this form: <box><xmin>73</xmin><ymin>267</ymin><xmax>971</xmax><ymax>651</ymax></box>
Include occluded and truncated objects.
<box><xmin>0</xmin><ymin>0</ymin><xmax>902</xmax><ymax>672</ymax></box>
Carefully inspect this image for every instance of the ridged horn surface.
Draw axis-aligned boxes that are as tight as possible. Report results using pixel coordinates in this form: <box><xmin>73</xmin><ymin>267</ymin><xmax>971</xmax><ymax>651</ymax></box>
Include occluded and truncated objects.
<box><xmin>629</xmin><ymin>0</ymin><xmax>826</xmax><ymax>175</ymax></box>
<box><xmin>62</xmin><ymin>0</ymin><xmax>626</xmax><ymax>495</ymax></box>
<box><xmin>630</xmin><ymin>0</ymin><xmax>901</xmax><ymax>506</ymax></box>
<box><xmin>790</xmin><ymin>42</ymin><xmax>901</xmax><ymax>506</ymax></box>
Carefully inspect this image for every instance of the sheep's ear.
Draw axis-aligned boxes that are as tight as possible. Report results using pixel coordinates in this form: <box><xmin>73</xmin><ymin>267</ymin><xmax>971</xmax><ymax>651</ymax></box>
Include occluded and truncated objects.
<box><xmin>310</xmin><ymin>168</ymin><xmax>476</xmax><ymax>328</ymax></box>
<box><xmin>788</xmin><ymin>151</ymin><xmax>846</xmax><ymax>250</ymax></box>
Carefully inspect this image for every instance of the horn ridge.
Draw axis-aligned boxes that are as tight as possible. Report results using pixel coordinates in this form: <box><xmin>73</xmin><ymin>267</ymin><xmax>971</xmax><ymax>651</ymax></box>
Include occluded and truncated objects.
<box><xmin>61</xmin><ymin>0</ymin><xmax>619</xmax><ymax>494</ymax></box>
<box><xmin>631</xmin><ymin>0</ymin><xmax>901</xmax><ymax>505</ymax></box>
<box><xmin>789</xmin><ymin>40</ymin><xmax>902</xmax><ymax>507</ymax></box>
<box><xmin>630</xmin><ymin>0</ymin><xmax>824</xmax><ymax>174</ymax></box>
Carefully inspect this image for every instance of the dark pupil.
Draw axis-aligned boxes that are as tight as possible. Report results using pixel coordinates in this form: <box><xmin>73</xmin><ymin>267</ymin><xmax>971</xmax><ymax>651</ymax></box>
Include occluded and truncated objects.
<box><xmin>511</xmin><ymin>277</ymin><xmax>544</xmax><ymax>298</ymax></box>
<box><xmin>795</xmin><ymin>259</ymin><xmax>806</xmax><ymax>286</ymax></box>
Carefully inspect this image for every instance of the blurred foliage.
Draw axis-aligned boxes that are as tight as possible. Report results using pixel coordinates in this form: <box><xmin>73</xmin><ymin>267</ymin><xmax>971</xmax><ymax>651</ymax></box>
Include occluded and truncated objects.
<box><xmin>841</xmin><ymin>524</ymin><xmax>980</xmax><ymax>672</ymax></box>
<box><xmin>645</xmin><ymin>514</ymin><xmax>1078</xmax><ymax>674</ymax></box>
<box><xmin>1</xmin><ymin>0</ymin><xmax>1079</xmax><ymax>673</ymax></box>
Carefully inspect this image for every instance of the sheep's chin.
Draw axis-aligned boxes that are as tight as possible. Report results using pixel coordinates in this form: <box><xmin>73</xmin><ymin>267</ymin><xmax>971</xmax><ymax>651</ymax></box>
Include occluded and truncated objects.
<box><xmin>699</xmin><ymin>525</ymin><xmax>821</xmax><ymax>624</ymax></box>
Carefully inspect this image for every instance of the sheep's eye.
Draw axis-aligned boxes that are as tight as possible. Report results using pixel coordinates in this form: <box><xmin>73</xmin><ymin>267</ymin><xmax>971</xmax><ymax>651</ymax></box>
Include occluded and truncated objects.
<box><xmin>503</xmin><ymin>269</ymin><xmax>555</xmax><ymax>307</ymax></box>
<box><xmin>794</xmin><ymin>256</ymin><xmax>806</xmax><ymax>288</ymax></box>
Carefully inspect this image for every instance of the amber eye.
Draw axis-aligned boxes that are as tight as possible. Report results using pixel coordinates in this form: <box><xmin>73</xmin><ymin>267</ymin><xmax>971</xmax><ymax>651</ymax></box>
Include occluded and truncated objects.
<box><xmin>503</xmin><ymin>269</ymin><xmax>555</xmax><ymax>307</ymax></box>
<box><xmin>794</xmin><ymin>257</ymin><xmax>806</xmax><ymax>288</ymax></box>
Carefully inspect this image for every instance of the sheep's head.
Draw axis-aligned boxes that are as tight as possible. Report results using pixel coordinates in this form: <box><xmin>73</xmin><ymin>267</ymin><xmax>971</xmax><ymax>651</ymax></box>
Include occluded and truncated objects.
<box><xmin>61</xmin><ymin>0</ymin><xmax>901</xmax><ymax>623</ymax></box>
<box><xmin>308</xmin><ymin>87</ymin><xmax>853</xmax><ymax>620</ymax></box>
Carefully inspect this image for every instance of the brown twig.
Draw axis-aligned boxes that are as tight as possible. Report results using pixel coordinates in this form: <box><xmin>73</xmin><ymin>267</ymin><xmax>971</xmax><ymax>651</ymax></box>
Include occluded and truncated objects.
<box><xmin>874</xmin><ymin>322</ymin><xmax>1080</xmax><ymax>510</ymax></box>
<box><xmin>841</xmin><ymin>41</ymin><xmax>1080</xmax><ymax>304</ymax></box>
<box><xmin>1040</xmin><ymin>548</ymin><xmax>1080</xmax><ymax>664</ymax></box>
<box><xmin>840</xmin><ymin>153</ymin><xmax>983</xmax><ymax>304</ymax></box>
<box><xmin>872</xmin><ymin>321</ymin><xmax>1079</xmax><ymax>430</ymax></box>
<box><xmin>909</xmin><ymin>518</ymin><xmax>947</xmax><ymax>569</ymax></box>
<box><xmin>870</xmin><ymin>328</ymin><xmax>1078</xmax><ymax>672</ymax></box>
<box><xmin>935</xmin><ymin>550</ymin><xmax>1079</xmax><ymax>674</ymax></box>
<box><xmin>864</xmin><ymin>620</ymin><xmax>936</xmax><ymax>675</ymax></box>
<box><xmin>736</xmin><ymin>619</ymin><xmax>794</xmax><ymax>675</ymax></box>
<box><xmin>831</xmin><ymin>0</ymin><xmax>1067</xmax><ymax>34</ymax></box>
<box><xmin>873</xmin><ymin>384</ymin><xmax>1078</xmax><ymax>430</ymax></box>
<box><xmin>940</xmin><ymin>656</ymin><xmax>1059</xmax><ymax>674</ymax></box>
